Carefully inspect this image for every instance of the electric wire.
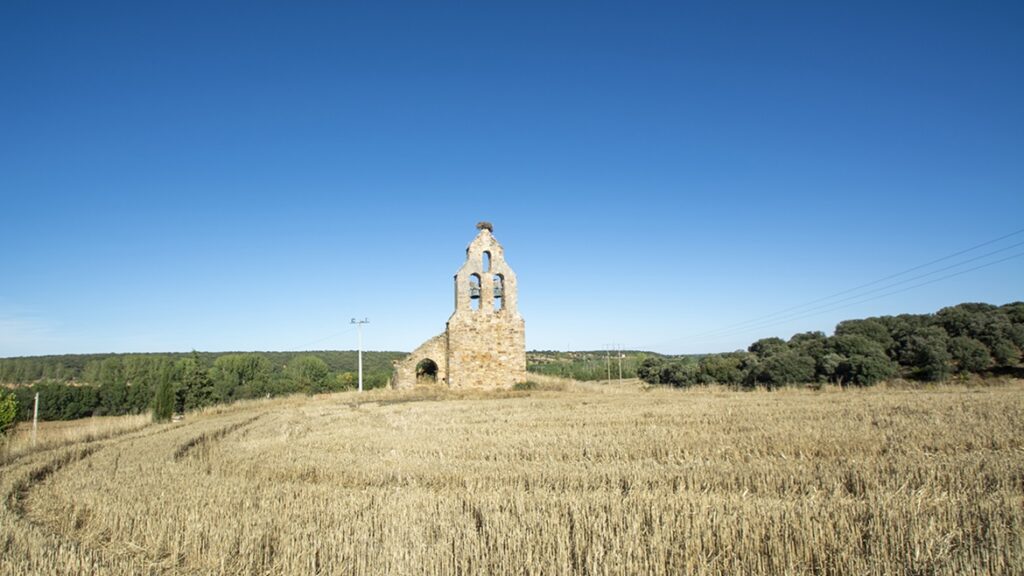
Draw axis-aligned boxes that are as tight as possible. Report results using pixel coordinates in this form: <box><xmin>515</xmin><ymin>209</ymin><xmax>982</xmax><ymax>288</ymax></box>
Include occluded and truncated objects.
<box><xmin>688</xmin><ymin>227</ymin><xmax>1024</xmax><ymax>340</ymax></box>
<box><xmin>291</xmin><ymin>325</ymin><xmax>358</xmax><ymax>351</ymax></box>
<box><xmin>695</xmin><ymin>250</ymin><xmax>1024</xmax><ymax>343</ymax></box>
<box><xmin>638</xmin><ymin>227</ymin><xmax>1024</xmax><ymax>350</ymax></box>
<box><xmin>689</xmin><ymin>239</ymin><xmax>1024</xmax><ymax>342</ymax></box>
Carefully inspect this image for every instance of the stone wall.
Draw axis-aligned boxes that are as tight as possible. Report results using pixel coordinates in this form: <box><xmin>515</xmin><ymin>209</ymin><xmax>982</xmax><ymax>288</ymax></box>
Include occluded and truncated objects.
<box><xmin>391</xmin><ymin>333</ymin><xmax>448</xmax><ymax>389</ymax></box>
<box><xmin>446</xmin><ymin>312</ymin><xmax>526</xmax><ymax>388</ymax></box>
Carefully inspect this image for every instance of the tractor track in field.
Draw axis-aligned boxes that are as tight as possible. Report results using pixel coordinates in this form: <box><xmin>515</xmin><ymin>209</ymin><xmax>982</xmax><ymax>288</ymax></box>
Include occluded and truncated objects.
<box><xmin>0</xmin><ymin>420</ymin><xmax>191</xmax><ymax>576</ymax></box>
<box><xmin>172</xmin><ymin>413</ymin><xmax>263</xmax><ymax>461</ymax></box>
<box><xmin>2</xmin><ymin>421</ymin><xmax>184</xmax><ymax>519</ymax></box>
<box><xmin>0</xmin><ymin>409</ymin><xmax>263</xmax><ymax>574</ymax></box>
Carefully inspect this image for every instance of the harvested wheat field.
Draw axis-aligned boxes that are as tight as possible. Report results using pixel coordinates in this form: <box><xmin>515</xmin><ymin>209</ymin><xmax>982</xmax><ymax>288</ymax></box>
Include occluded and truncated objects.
<box><xmin>2</xmin><ymin>379</ymin><xmax>1023</xmax><ymax>575</ymax></box>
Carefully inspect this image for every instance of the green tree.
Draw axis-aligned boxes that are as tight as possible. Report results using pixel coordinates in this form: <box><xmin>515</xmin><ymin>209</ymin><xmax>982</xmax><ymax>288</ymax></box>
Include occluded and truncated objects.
<box><xmin>747</xmin><ymin>351</ymin><xmax>815</xmax><ymax>389</ymax></box>
<box><xmin>935</xmin><ymin>303</ymin><xmax>996</xmax><ymax>338</ymax></box>
<box><xmin>789</xmin><ymin>331</ymin><xmax>828</xmax><ymax>360</ymax></box>
<box><xmin>152</xmin><ymin>378</ymin><xmax>175</xmax><ymax>422</ymax></box>
<box><xmin>935</xmin><ymin>303</ymin><xmax>1021</xmax><ymax>365</ymax></box>
<box><xmin>210</xmin><ymin>353</ymin><xmax>273</xmax><ymax>403</ymax></box>
<box><xmin>98</xmin><ymin>379</ymin><xmax>128</xmax><ymax>416</ymax></box>
<box><xmin>1000</xmin><ymin>301</ymin><xmax>1024</xmax><ymax>325</ymax></box>
<box><xmin>900</xmin><ymin>326</ymin><xmax>951</xmax><ymax>381</ymax></box>
<box><xmin>97</xmin><ymin>357</ymin><xmax>123</xmax><ymax>387</ymax></box>
<box><xmin>288</xmin><ymin>355</ymin><xmax>331</xmax><ymax>394</ymax></box>
<box><xmin>883</xmin><ymin>314</ymin><xmax>932</xmax><ymax>358</ymax></box>
<box><xmin>748</xmin><ymin>337</ymin><xmax>788</xmax><ymax>358</ymax></box>
<box><xmin>788</xmin><ymin>331</ymin><xmax>834</xmax><ymax>382</ymax></box>
<box><xmin>82</xmin><ymin>360</ymin><xmax>102</xmax><ymax>384</ymax></box>
<box><xmin>0</xmin><ymin>390</ymin><xmax>18</xmax><ymax>436</ymax></box>
<box><xmin>127</xmin><ymin>380</ymin><xmax>153</xmax><ymax>414</ymax></box>
<box><xmin>699</xmin><ymin>353</ymin><xmax>746</xmax><ymax>385</ymax></box>
<box><xmin>637</xmin><ymin>356</ymin><xmax>666</xmax><ymax>384</ymax></box>
<box><xmin>178</xmin><ymin>352</ymin><xmax>214</xmax><ymax>411</ymax></box>
<box><xmin>830</xmin><ymin>334</ymin><xmax>897</xmax><ymax>386</ymax></box>
<box><xmin>835</xmin><ymin>318</ymin><xmax>895</xmax><ymax>352</ymax></box>
<box><xmin>975</xmin><ymin>312</ymin><xmax>1021</xmax><ymax>365</ymax></box>
<box><xmin>336</xmin><ymin>371</ymin><xmax>357</xmax><ymax>390</ymax></box>
<box><xmin>948</xmin><ymin>336</ymin><xmax>993</xmax><ymax>374</ymax></box>
<box><xmin>660</xmin><ymin>360</ymin><xmax>699</xmax><ymax>387</ymax></box>
<box><xmin>816</xmin><ymin>352</ymin><xmax>846</xmax><ymax>384</ymax></box>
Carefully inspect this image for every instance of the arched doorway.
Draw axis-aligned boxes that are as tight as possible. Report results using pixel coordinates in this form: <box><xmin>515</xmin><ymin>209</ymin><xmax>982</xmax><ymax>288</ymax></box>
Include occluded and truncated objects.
<box><xmin>415</xmin><ymin>358</ymin><xmax>439</xmax><ymax>385</ymax></box>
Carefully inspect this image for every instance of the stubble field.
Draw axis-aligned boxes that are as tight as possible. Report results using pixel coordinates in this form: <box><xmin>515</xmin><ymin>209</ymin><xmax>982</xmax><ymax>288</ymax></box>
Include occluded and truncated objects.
<box><xmin>2</xmin><ymin>379</ymin><xmax>1022</xmax><ymax>575</ymax></box>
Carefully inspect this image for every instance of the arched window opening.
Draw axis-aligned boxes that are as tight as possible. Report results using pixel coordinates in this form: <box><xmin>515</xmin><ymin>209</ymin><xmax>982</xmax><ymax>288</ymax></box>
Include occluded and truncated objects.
<box><xmin>483</xmin><ymin>251</ymin><xmax>492</xmax><ymax>272</ymax></box>
<box><xmin>469</xmin><ymin>274</ymin><xmax>481</xmax><ymax>311</ymax></box>
<box><xmin>493</xmin><ymin>274</ymin><xmax>504</xmax><ymax>311</ymax></box>
<box><xmin>415</xmin><ymin>358</ymin><xmax>439</xmax><ymax>384</ymax></box>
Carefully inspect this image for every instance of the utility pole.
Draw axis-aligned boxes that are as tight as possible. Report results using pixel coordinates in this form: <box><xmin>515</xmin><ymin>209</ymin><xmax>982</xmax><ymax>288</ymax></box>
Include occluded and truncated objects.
<box><xmin>617</xmin><ymin>346</ymin><xmax>623</xmax><ymax>384</ymax></box>
<box><xmin>351</xmin><ymin>318</ymin><xmax>369</xmax><ymax>392</ymax></box>
<box><xmin>606</xmin><ymin>347</ymin><xmax>611</xmax><ymax>382</ymax></box>
<box><xmin>32</xmin><ymin>393</ymin><xmax>39</xmax><ymax>447</ymax></box>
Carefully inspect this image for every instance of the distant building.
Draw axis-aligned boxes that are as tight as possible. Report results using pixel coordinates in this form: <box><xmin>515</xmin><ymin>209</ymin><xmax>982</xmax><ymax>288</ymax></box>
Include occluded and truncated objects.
<box><xmin>392</xmin><ymin>222</ymin><xmax>526</xmax><ymax>389</ymax></box>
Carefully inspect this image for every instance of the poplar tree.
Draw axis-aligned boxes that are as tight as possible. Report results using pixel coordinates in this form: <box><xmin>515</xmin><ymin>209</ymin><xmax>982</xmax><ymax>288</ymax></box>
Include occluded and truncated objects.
<box><xmin>152</xmin><ymin>378</ymin><xmax>175</xmax><ymax>422</ymax></box>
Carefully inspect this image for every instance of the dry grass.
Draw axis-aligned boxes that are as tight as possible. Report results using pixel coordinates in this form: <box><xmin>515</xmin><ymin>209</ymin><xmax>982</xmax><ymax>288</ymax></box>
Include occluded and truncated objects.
<box><xmin>1</xmin><ymin>413</ymin><xmax>152</xmax><ymax>466</ymax></box>
<box><xmin>2</xmin><ymin>381</ymin><xmax>1023</xmax><ymax>575</ymax></box>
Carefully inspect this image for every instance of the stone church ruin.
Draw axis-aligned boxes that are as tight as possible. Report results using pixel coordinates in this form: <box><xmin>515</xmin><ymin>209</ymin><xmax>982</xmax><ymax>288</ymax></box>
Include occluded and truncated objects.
<box><xmin>391</xmin><ymin>222</ymin><xmax>526</xmax><ymax>389</ymax></box>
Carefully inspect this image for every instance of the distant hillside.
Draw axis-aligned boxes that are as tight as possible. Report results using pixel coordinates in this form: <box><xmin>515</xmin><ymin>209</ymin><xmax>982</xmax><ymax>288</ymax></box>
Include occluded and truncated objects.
<box><xmin>527</xmin><ymin>350</ymin><xmax>678</xmax><ymax>381</ymax></box>
<box><xmin>0</xmin><ymin>350</ymin><xmax>406</xmax><ymax>422</ymax></box>
<box><xmin>0</xmin><ymin>350</ymin><xmax>406</xmax><ymax>386</ymax></box>
<box><xmin>1</xmin><ymin>349</ymin><xmax>686</xmax><ymax>387</ymax></box>
<box><xmin>6</xmin><ymin>299</ymin><xmax>1018</xmax><ymax>422</ymax></box>
<box><xmin>1</xmin><ymin>347</ymin><xmax>687</xmax><ymax>421</ymax></box>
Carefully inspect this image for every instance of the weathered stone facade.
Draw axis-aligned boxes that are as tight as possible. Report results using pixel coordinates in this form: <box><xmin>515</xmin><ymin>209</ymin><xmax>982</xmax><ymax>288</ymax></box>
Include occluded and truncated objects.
<box><xmin>392</xmin><ymin>223</ymin><xmax>526</xmax><ymax>389</ymax></box>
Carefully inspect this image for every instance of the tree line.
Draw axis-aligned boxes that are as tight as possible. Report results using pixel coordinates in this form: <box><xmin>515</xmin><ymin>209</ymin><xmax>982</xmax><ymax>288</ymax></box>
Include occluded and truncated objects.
<box><xmin>527</xmin><ymin>351</ymin><xmax>650</xmax><ymax>380</ymax></box>
<box><xmin>638</xmin><ymin>302</ymin><xmax>1024</xmax><ymax>388</ymax></box>
<box><xmin>0</xmin><ymin>350</ymin><xmax>405</xmax><ymax>422</ymax></box>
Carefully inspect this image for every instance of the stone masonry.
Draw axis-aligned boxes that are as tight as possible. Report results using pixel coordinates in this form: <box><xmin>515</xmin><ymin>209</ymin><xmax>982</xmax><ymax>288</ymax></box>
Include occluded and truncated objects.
<box><xmin>392</xmin><ymin>223</ymin><xmax>526</xmax><ymax>389</ymax></box>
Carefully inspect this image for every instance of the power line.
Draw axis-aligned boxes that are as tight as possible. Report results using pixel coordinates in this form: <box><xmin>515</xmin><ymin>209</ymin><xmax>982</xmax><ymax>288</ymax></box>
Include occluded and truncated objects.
<box><xmin>691</xmin><ymin>239</ymin><xmax>1024</xmax><ymax>342</ymax></box>
<box><xmin>641</xmin><ymin>226</ymin><xmax>1024</xmax><ymax>350</ymax></box>
<box><xmin>690</xmin><ymin>227</ymin><xmax>1024</xmax><ymax>341</ymax></box>
<box><xmin>291</xmin><ymin>326</ymin><xmax>358</xmax><ymax>351</ymax></box>
<box><xmin>698</xmin><ymin>251</ymin><xmax>1024</xmax><ymax>343</ymax></box>
<box><xmin>351</xmin><ymin>318</ymin><xmax>370</xmax><ymax>392</ymax></box>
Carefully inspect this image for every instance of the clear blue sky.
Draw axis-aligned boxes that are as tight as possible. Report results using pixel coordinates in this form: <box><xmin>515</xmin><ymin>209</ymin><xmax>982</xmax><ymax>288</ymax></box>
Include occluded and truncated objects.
<box><xmin>2</xmin><ymin>1</ymin><xmax>1022</xmax><ymax>357</ymax></box>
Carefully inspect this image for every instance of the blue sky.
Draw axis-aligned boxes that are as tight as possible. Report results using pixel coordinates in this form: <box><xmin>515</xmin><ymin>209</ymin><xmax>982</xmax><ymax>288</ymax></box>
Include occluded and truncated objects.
<box><xmin>1</xmin><ymin>1</ymin><xmax>1022</xmax><ymax>357</ymax></box>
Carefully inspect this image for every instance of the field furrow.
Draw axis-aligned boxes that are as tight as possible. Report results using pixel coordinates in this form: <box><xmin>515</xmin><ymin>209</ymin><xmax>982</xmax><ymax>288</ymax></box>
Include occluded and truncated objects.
<box><xmin>2</xmin><ymin>383</ymin><xmax>1023</xmax><ymax>575</ymax></box>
